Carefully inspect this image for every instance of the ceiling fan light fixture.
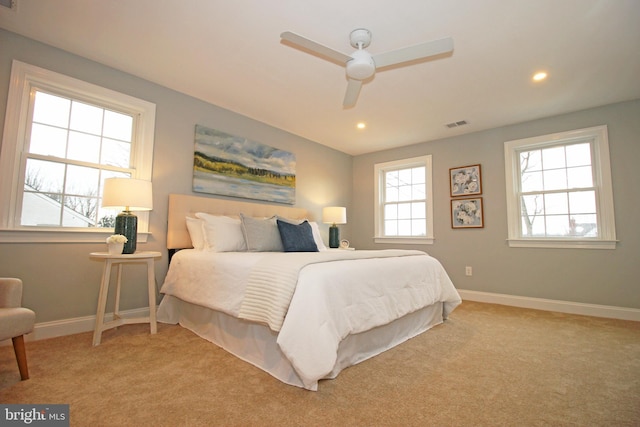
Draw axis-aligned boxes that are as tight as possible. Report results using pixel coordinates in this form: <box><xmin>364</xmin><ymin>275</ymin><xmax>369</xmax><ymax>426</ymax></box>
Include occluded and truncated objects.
<box><xmin>346</xmin><ymin>50</ymin><xmax>375</xmax><ymax>80</ymax></box>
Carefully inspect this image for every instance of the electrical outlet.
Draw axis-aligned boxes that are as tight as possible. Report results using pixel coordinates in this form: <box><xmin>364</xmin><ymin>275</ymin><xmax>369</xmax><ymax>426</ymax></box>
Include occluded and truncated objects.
<box><xmin>465</xmin><ymin>266</ymin><xmax>472</xmax><ymax>276</ymax></box>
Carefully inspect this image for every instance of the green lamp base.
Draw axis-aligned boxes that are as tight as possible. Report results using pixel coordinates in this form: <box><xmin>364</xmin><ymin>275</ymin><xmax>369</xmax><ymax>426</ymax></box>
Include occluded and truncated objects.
<box><xmin>114</xmin><ymin>211</ymin><xmax>137</xmax><ymax>254</ymax></box>
<box><xmin>329</xmin><ymin>225</ymin><xmax>340</xmax><ymax>248</ymax></box>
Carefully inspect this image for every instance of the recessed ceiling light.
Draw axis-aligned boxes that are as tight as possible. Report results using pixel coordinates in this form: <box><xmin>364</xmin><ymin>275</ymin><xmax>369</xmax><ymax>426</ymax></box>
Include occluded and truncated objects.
<box><xmin>356</xmin><ymin>122</ymin><xmax>366</xmax><ymax>130</ymax></box>
<box><xmin>533</xmin><ymin>71</ymin><xmax>548</xmax><ymax>82</ymax></box>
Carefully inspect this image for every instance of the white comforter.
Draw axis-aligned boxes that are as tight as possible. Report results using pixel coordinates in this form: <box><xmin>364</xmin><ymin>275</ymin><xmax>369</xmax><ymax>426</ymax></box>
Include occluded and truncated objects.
<box><xmin>159</xmin><ymin>249</ymin><xmax>461</xmax><ymax>389</ymax></box>
<box><xmin>239</xmin><ymin>249</ymin><xmax>436</xmax><ymax>331</ymax></box>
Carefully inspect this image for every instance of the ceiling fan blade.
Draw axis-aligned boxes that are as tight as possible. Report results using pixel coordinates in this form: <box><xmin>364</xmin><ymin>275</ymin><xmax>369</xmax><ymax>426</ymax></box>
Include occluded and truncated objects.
<box><xmin>343</xmin><ymin>79</ymin><xmax>363</xmax><ymax>108</ymax></box>
<box><xmin>373</xmin><ymin>37</ymin><xmax>453</xmax><ymax>69</ymax></box>
<box><xmin>281</xmin><ymin>31</ymin><xmax>351</xmax><ymax>65</ymax></box>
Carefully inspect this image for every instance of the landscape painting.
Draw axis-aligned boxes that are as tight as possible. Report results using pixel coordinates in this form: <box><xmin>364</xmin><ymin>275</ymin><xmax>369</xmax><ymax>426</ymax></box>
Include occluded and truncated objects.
<box><xmin>193</xmin><ymin>125</ymin><xmax>296</xmax><ymax>204</ymax></box>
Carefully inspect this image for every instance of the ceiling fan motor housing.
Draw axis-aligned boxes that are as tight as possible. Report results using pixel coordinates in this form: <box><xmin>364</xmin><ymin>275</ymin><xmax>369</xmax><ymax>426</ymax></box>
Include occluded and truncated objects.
<box><xmin>347</xmin><ymin>50</ymin><xmax>375</xmax><ymax>80</ymax></box>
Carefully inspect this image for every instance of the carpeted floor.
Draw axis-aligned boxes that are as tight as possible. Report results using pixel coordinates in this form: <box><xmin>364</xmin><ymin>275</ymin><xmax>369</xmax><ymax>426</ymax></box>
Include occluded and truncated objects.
<box><xmin>1</xmin><ymin>301</ymin><xmax>639</xmax><ymax>426</ymax></box>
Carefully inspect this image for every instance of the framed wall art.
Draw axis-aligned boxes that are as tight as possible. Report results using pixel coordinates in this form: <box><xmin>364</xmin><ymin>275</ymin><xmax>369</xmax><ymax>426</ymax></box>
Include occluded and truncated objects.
<box><xmin>451</xmin><ymin>198</ymin><xmax>484</xmax><ymax>229</ymax></box>
<box><xmin>192</xmin><ymin>125</ymin><xmax>296</xmax><ymax>204</ymax></box>
<box><xmin>450</xmin><ymin>164</ymin><xmax>482</xmax><ymax>197</ymax></box>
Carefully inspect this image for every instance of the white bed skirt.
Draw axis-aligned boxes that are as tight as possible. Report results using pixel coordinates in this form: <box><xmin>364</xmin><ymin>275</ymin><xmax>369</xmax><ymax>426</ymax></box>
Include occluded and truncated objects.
<box><xmin>157</xmin><ymin>295</ymin><xmax>445</xmax><ymax>390</ymax></box>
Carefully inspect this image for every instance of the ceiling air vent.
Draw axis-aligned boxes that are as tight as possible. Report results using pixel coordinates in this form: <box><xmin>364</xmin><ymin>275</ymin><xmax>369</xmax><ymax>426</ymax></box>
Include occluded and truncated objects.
<box><xmin>445</xmin><ymin>120</ymin><xmax>468</xmax><ymax>129</ymax></box>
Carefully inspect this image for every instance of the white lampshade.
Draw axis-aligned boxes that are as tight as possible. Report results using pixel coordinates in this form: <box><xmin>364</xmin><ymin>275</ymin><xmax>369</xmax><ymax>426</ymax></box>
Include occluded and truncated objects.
<box><xmin>322</xmin><ymin>206</ymin><xmax>347</xmax><ymax>225</ymax></box>
<box><xmin>102</xmin><ymin>178</ymin><xmax>153</xmax><ymax>211</ymax></box>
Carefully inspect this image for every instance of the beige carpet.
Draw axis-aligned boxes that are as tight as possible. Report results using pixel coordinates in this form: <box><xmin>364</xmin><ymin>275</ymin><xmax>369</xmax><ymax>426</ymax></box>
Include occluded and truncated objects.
<box><xmin>1</xmin><ymin>301</ymin><xmax>639</xmax><ymax>426</ymax></box>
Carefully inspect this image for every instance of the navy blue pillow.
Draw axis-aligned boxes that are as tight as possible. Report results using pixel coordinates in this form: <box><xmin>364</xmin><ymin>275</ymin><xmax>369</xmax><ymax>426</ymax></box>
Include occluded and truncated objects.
<box><xmin>276</xmin><ymin>220</ymin><xmax>319</xmax><ymax>252</ymax></box>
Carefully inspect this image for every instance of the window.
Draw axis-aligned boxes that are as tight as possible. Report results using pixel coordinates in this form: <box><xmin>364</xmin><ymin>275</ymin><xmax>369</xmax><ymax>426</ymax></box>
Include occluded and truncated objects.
<box><xmin>374</xmin><ymin>155</ymin><xmax>433</xmax><ymax>244</ymax></box>
<box><xmin>504</xmin><ymin>126</ymin><xmax>616</xmax><ymax>249</ymax></box>
<box><xmin>0</xmin><ymin>61</ymin><xmax>156</xmax><ymax>242</ymax></box>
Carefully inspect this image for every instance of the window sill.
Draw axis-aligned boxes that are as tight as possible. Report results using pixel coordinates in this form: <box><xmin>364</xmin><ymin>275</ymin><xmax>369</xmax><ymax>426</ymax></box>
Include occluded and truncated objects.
<box><xmin>374</xmin><ymin>236</ymin><xmax>434</xmax><ymax>245</ymax></box>
<box><xmin>0</xmin><ymin>228</ymin><xmax>150</xmax><ymax>244</ymax></box>
<box><xmin>507</xmin><ymin>238</ymin><xmax>617</xmax><ymax>250</ymax></box>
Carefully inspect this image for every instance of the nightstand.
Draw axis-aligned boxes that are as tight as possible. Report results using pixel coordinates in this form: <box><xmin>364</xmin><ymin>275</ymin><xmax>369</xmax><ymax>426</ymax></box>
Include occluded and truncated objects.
<box><xmin>90</xmin><ymin>251</ymin><xmax>162</xmax><ymax>346</ymax></box>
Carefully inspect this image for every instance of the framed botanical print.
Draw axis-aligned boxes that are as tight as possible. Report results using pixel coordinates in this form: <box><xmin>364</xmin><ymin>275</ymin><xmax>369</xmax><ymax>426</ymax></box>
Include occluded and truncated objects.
<box><xmin>450</xmin><ymin>164</ymin><xmax>482</xmax><ymax>197</ymax></box>
<box><xmin>451</xmin><ymin>198</ymin><xmax>484</xmax><ymax>229</ymax></box>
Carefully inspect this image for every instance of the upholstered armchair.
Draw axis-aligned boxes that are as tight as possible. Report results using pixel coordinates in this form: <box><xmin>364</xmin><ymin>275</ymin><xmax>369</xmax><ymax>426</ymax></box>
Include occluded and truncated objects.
<box><xmin>0</xmin><ymin>278</ymin><xmax>36</xmax><ymax>380</ymax></box>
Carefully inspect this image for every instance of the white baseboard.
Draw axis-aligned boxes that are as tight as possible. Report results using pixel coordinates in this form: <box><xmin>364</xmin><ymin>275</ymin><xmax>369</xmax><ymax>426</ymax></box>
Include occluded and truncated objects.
<box><xmin>0</xmin><ymin>307</ymin><xmax>153</xmax><ymax>345</ymax></box>
<box><xmin>458</xmin><ymin>289</ymin><xmax>640</xmax><ymax>322</ymax></box>
<box><xmin>4</xmin><ymin>293</ymin><xmax>638</xmax><ymax>347</ymax></box>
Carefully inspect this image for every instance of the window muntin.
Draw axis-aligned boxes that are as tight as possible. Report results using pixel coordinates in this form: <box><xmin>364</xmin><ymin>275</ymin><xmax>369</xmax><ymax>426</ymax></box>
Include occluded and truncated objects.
<box><xmin>0</xmin><ymin>60</ymin><xmax>156</xmax><ymax>242</ymax></box>
<box><xmin>518</xmin><ymin>141</ymin><xmax>597</xmax><ymax>238</ymax></box>
<box><xmin>374</xmin><ymin>155</ymin><xmax>433</xmax><ymax>244</ymax></box>
<box><xmin>504</xmin><ymin>126</ymin><xmax>616</xmax><ymax>249</ymax></box>
<box><xmin>22</xmin><ymin>90</ymin><xmax>133</xmax><ymax>228</ymax></box>
<box><xmin>383</xmin><ymin>166</ymin><xmax>426</xmax><ymax>236</ymax></box>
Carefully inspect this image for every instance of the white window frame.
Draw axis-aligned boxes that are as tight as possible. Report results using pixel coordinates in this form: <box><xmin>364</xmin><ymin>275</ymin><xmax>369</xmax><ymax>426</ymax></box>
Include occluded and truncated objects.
<box><xmin>374</xmin><ymin>155</ymin><xmax>434</xmax><ymax>245</ymax></box>
<box><xmin>0</xmin><ymin>60</ymin><xmax>156</xmax><ymax>243</ymax></box>
<box><xmin>504</xmin><ymin>125</ymin><xmax>617</xmax><ymax>249</ymax></box>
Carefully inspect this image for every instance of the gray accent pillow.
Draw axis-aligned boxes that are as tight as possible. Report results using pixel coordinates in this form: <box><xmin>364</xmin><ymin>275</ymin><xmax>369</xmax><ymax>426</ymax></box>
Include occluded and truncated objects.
<box><xmin>240</xmin><ymin>214</ymin><xmax>284</xmax><ymax>252</ymax></box>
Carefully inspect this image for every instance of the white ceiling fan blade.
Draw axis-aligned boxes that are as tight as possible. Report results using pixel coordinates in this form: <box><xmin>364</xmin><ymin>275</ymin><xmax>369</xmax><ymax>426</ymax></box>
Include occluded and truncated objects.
<box><xmin>343</xmin><ymin>79</ymin><xmax>363</xmax><ymax>108</ymax></box>
<box><xmin>281</xmin><ymin>31</ymin><xmax>351</xmax><ymax>65</ymax></box>
<box><xmin>373</xmin><ymin>37</ymin><xmax>453</xmax><ymax>69</ymax></box>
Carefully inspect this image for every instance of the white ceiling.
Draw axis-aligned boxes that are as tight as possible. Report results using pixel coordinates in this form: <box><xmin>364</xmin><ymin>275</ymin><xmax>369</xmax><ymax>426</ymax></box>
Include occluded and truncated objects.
<box><xmin>1</xmin><ymin>0</ymin><xmax>639</xmax><ymax>155</ymax></box>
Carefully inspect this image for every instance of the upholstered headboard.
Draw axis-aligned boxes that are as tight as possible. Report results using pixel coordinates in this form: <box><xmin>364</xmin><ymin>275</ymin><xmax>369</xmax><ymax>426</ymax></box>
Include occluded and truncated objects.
<box><xmin>167</xmin><ymin>193</ymin><xmax>310</xmax><ymax>249</ymax></box>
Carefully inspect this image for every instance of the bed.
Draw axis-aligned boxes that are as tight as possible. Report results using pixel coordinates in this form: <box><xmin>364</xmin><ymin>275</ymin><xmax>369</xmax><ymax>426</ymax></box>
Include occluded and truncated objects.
<box><xmin>157</xmin><ymin>194</ymin><xmax>462</xmax><ymax>391</ymax></box>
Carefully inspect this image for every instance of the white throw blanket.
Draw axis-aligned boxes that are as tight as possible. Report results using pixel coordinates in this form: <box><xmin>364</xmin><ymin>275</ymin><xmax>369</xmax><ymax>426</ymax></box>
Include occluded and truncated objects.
<box><xmin>238</xmin><ymin>249</ymin><xmax>425</xmax><ymax>331</ymax></box>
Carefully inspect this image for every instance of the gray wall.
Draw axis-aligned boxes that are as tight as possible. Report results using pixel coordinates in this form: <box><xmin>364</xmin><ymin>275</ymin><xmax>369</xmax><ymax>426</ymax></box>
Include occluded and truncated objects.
<box><xmin>1</xmin><ymin>28</ymin><xmax>638</xmax><ymax>327</ymax></box>
<box><xmin>352</xmin><ymin>99</ymin><xmax>640</xmax><ymax>309</ymax></box>
<box><xmin>0</xmin><ymin>29</ymin><xmax>352</xmax><ymax>323</ymax></box>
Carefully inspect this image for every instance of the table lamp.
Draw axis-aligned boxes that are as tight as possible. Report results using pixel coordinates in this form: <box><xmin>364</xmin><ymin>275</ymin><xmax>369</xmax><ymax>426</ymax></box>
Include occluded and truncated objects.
<box><xmin>322</xmin><ymin>206</ymin><xmax>346</xmax><ymax>249</ymax></box>
<box><xmin>102</xmin><ymin>178</ymin><xmax>153</xmax><ymax>254</ymax></box>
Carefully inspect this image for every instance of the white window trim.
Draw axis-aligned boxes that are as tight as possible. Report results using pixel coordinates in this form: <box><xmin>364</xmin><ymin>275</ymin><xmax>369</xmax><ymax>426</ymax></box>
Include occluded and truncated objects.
<box><xmin>0</xmin><ymin>60</ymin><xmax>156</xmax><ymax>243</ymax></box>
<box><xmin>504</xmin><ymin>125</ymin><xmax>617</xmax><ymax>249</ymax></box>
<box><xmin>374</xmin><ymin>155</ymin><xmax>434</xmax><ymax>245</ymax></box>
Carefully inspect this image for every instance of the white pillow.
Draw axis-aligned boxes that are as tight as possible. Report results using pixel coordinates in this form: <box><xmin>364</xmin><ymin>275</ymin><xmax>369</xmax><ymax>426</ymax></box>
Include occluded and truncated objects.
<box><xmin>185</xmin><ymin>216</ymin><xmax>206</xmax><ymax>250</ymax></box>
<box><xmin>309</xmin><ymin>221</ymin><xmax>327</xmax><ymax>251</ymax></box>
<box><xmin>195</xmin><ymin>212</ymin><xmax>247</xmax><ymax>252</ymax></box>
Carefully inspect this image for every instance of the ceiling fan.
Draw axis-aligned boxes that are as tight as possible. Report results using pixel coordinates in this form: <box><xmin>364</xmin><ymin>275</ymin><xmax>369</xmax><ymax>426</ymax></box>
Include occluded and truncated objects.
<box><xmin>280</xmin><ymin>29</ymin><xmax>453</xmax><ymax>108</ymax></box>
